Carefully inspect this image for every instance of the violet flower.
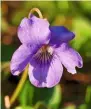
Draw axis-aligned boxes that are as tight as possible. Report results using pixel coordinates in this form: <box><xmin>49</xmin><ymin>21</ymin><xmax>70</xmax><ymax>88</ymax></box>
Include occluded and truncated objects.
<box><xmin>10</xmin><ymin>15</ymin><xmax>83</xmax><ymax>88</ymax></box>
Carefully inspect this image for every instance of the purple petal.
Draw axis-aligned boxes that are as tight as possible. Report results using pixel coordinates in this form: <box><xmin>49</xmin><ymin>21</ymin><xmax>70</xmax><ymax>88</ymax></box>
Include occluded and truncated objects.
<box><xmin>28</xmin><ymin>54</ymin><xmax>63</xmax><ymax>88</ymax></box>
<box><xmin>18</xmin><ymin>15</ymin><xmax>51</xmax><ymax>45</ymax></box>
<box><xmin>55</xmin><ymin>43</ymin><xmax>83</xmax><ymax>74</ymax></box>
<box><xmin>49</xmin><ymin>26</ymin><xmax>75</xmax><ymax>46</ymax></box>
<box><xmin>10</xmin><ymin>44</ymin><xmax>39</xmax><ymax>75</ymax></box>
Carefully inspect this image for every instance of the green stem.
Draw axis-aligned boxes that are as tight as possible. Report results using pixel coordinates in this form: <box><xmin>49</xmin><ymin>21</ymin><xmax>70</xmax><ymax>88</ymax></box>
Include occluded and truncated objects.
<box><xmin>6</xmin><ymin>8</ymin><xmax>43</xmax><ymax>108</ymax></box>
<box><xmin>10</xmin><ymin>67</ymin><xmax>28</xmax><ymax>107</ymax></box>
<box><xmin>28</xmin><ymin>8</ymin><xmax>43</xmax><ymax>19</ymax></box>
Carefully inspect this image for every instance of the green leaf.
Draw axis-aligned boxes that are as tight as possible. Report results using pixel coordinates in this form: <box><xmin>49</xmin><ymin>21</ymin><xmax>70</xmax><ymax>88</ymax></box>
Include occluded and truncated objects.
<box><xmin>1</xmin><ymin>44</ymin><xmax>17</xmax><ymax>61</ymax></box>
<box><xmin>34</xmin><ymin>102</ymin><xmax>48</xmax><ymax>109</ymax></box>
<box><xmin>48</xmin><ymin>85</ymin><xmax>62</xmax><ymax>109</ymax></box>
<box><xmin>24</xmin><ymin>1</ymin><xmax>56</xmax><ymax>21</ymax></box>
<box><xmin>33</xmin><ymin>86</ymin><xmax>54</xmax><ymax>105</ymax></box>
<box><xmin>1</xmin><ymin>95</ymin><xmax>5</xmax><ymax>109</ymax></box>
<box><xmin>12</xmin><ymin>1</ymin><xmax>57</xmax><ymax>25</ymax></box>
<box><xmin>72</xmin><ymin>17</ymin><xmax>91</xmax><ymax>50</ymax></box>
<box><xmin>33</xmin><ymin>85</ymin><xmax>61</xmax><ymax>109</ymax></box>
<box><xmin>15</xmin><ymin>106</ymin><xmax>34</xmax><ymax>109</ymax></box>
<box><xmin>11</xmin><ymin>10</ymin><xmax>28</xmax><ymax>26</ymax></box>
<box><xmin>19</xmin><ymin>80</ymin><xmax>34</xmax><ymax>106</ymax></box>
<box><xmin>79</xmin><ymin>1</ymin><xmax>91</xmax><ymax>13</ymax></box>
<box><xmin>1</xmin><ymin>18</ymin><xmax>9</xmax><ymax>32</ymax></box>
<box><xmin>79</xmin><ymin>104</ymin><xmax>87</xmax><ymax>109</ymax></box>
<box><xmin>57</xmin><ymin>1</ymin><xmax>69</xmax><ymax>13</ymax></box>
<box><xmin>72</xmin><ymin>17</ymin><xmax>91</xmax><ymax>60</ymax></box>
<box><xmin>85</xmin><ymin>85</ymin><xmax>91</xmax><ymax>104</ymax></box>
<box><xmin>64</xmin><ymin>105</ymin><xmax>76</xmax><ymax>109</ymax></box>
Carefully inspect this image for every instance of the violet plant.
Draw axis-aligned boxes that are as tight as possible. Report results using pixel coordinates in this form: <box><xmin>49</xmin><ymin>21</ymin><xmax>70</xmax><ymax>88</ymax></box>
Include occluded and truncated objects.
<box><xmin>10</xmin><ymin>8</ymin><xmax>83</xmax><ymax>88</ymax></box>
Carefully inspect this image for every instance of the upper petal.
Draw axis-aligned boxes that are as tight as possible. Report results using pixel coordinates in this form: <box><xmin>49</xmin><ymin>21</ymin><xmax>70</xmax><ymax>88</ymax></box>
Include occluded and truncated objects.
<box><xmin>10</xmin><ymin>44</ymin><xmax>39</xmax><ymax>75</ymax></box>
<box><xmin>49</xmin><ymin>26</ymin><xmax>75</xmax><ymax>46</ymax></box>
<box><xmin>28</xmin><ymin>54</ymin><xmax>63</xmax><ymax>88</ymax></box>
<box><xmin>55</xmin><ymin>43</ymin><xmax>83</xmax><ymax>74</ymax></box>
<box><xmin>18</xmin><ymin>15</ymin><xmax>51</xmax><ymax>45</ymax></box>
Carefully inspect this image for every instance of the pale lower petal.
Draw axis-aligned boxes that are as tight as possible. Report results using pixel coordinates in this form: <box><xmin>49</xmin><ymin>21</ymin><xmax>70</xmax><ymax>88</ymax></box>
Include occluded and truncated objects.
<box><xmin>28</xmin><ymin>54</ymin><xmax>63</xmax><ymax>88</ymax></box>
<box><xmin>55</xmin><ymin>43</ymin><xmax>83</xmax><ymax>74</ymax></box>
<box><xmin>10</xmin><ymin>44</ymin><xmax>39</xmax><ymax>75</ymax></box>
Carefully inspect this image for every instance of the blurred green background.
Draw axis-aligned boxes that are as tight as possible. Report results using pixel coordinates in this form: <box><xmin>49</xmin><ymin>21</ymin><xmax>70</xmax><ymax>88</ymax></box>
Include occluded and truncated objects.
<box><xmin>1</xmin><ymin>1</ymin><xmax>91</xmax><ymax>109</ymax></box>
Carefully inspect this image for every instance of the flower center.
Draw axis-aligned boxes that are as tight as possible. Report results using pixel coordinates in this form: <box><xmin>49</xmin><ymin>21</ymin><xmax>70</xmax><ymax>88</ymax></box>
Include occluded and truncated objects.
<box><xmin>41</xmin><ymin>45</ymin><xmax>53</xmax><ymax>54</ymax></box>
<box><xmin>33</xmin><ymin>44</ymin><xmax>54</xmax><ymax>64</ymax></box>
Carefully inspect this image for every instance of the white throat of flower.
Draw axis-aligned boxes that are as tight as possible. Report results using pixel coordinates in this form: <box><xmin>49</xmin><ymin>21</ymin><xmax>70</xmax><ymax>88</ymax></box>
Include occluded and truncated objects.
<box><xmin>47</xmin><ymin>46</ymin><xmax>54</xmax><ymax>55</ymax></box>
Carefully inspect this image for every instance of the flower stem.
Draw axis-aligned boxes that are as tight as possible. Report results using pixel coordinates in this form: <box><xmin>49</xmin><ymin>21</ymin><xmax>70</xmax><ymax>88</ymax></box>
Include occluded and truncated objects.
<box><xmin>28</xmin><ymin>8</ymin><xmax>43</xmax><ymax>19</ymax></box>
<box><xmin>9</xmin><ymin>67</ymin><xmax>28</xmax><ymax>107</ymax></box>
